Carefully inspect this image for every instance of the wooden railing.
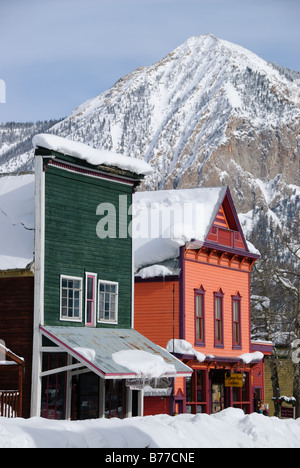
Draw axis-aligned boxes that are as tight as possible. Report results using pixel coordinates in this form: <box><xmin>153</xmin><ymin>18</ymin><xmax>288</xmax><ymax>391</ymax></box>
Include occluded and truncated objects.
<box><xmin>0</xmin><ymin>390</ymin><xmax>21</xmax><ymax>418</ymax></box>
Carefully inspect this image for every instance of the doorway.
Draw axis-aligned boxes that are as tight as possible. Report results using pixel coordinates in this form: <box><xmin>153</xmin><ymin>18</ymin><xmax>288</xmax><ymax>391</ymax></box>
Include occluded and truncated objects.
<box><xmin>210</xmin><ymin>370</ymin><xmax>228</xmax><ymax>413</ymax></box>
<box><xmin>71</xmin><ymin>372</ymin><xmax>99</xmax><ymax>420</ymax></box>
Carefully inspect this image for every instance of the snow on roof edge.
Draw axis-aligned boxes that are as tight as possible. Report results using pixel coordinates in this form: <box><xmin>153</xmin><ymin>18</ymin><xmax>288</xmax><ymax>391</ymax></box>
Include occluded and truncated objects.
<box><xmin>32</xmin><ymin>133</ymin><xmax>154</xmax><ymax>177</ymax></box>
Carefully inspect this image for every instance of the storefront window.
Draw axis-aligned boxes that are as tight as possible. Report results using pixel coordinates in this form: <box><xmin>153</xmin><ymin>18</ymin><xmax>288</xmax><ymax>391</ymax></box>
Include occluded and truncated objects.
<box><xmin>41</xmin><ymin>353</ymin><xmax>67</xmax><ymax>420</ymax></box>
<box><xmin>72</xmin><ymin>373</ymin><xmax>99</xmax><ymax>420</ymax></box>
<box><xmin>185</xmin><ymin>370</ymin><xmax>207</xmax><ymax>414</ymax></box>
<box><xmin>232</xmin><ymin>373</ymin><xmax>250</xmax><ymax>414</ymax></box>
<box><xmin>105</xmin><ymin>380</ymin><xmax>126</xmax><ymax>419</ymax></box>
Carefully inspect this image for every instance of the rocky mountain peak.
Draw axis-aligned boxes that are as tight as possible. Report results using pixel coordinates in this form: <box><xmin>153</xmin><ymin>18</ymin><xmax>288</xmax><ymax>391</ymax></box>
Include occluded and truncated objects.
<box><xmin>1</xmin><ymin>35</ymin><xmax>299</xmax><ymax>217</ymax></box>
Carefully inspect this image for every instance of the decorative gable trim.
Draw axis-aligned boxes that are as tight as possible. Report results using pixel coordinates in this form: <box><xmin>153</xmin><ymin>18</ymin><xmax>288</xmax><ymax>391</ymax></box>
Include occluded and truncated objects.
<box><xmin>206</xmin><ymin>187</ymin><xmax>250</xmax><ymax>253</ymax></box>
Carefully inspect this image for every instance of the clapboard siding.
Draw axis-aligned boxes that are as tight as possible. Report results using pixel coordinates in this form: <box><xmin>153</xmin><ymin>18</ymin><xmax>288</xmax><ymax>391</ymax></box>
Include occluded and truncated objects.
<box><xmin>44</xmin><ymin>165</ymin><xmax>133</xmax><ymax>328</ymax></box>
<box><xmin>0</xmin><ymin>276</ymin><xmax>34</xmax><ymax>417</ymax></box>
<box><xmin>184</xmin><ymin>259</ymin><xmax>250</xmax><ymax>356</ymax></box>
<box><xmin>134</xmin><ymin>281</ymin><xmax>180</xmax><ymax>349</ymax></box>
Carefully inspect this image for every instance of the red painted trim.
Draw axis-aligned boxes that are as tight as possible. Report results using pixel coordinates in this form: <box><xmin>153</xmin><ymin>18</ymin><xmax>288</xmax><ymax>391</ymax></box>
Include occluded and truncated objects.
<box><xmin>46</xmin><ymin>159</ymin><xmax>136</xmax><ymax>186</ymax></box>
<box><xmin>185</xmin><ymin>253</ymin><xmax>254</xmax><ymax>273</ymax></box>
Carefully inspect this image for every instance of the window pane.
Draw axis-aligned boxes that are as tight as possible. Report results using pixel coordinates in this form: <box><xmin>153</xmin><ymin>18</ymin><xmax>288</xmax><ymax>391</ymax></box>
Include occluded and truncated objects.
<box><xmin>196</xmin><ymin>317</ymin><xmax>203</xmax><ymax>341</ymax></box>
<box><xmin>61</xmin><ymin>277</ymin><xmax>82</xmax><ymax>321</ymax></box>
<box><xmin>215</xmin><ymin>298</ymin><xmax>221</xmax><ymax>319</ymax></box>
<box><xmin>186</xmin><ymin>377</ymin><xmax>193</xmax><ymax>402</ymax></box>
<box><xmin>87</xmin><ymin>277</ymin><xmax>94</xmax><ymax>299</ymax></box>
<box><xmin>98</xmin><ymin>282</ymin><xmax>118</xmax><ymax>323</ymax></box>
<box><xmin>196</xmin><ymin>295</ymin><xmax>202</xmax><ymax>317</ymax></box>
<box><xmin>233</xmin><ymin>301</ymin><xmax>239</xmax><ymax>321</ymax></box>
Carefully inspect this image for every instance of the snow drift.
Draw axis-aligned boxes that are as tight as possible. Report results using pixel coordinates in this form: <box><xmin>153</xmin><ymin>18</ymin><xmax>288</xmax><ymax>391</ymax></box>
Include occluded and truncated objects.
<box><xmin>0</xmin><ymin>408</ymin><xmax>299</xmax><ymax>448</ymax></box>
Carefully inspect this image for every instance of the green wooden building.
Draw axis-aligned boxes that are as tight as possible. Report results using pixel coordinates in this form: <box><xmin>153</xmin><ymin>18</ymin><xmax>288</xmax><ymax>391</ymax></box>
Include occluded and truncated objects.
<box><xmin>31</xmin><ymin>134</ymin><xmax>191</xmax><ymax>420</ymax></box>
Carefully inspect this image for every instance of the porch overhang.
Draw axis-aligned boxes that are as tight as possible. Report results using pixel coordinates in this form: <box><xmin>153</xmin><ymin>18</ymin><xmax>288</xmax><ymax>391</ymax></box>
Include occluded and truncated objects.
<box><xmin>40</xmin><ymin>325</ymin><xmax>192</xmax><ymax>380</ymax></box>
<box><xmin>172</xmin><ymin>353</ymin><xmax>266</xmax><ymax>367</ymax></box>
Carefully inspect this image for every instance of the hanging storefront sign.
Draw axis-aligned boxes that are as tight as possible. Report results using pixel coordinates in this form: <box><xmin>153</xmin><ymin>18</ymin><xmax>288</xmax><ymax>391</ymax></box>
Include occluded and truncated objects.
<box><xmin>225</xmin><ymin>373</ymin><xmax>243</xmax><ymax>388</ymax></box>
<box><xmin>125</xmin><ymin>377</ymin><xmax>172</xmax><ymax>395</ymax></box>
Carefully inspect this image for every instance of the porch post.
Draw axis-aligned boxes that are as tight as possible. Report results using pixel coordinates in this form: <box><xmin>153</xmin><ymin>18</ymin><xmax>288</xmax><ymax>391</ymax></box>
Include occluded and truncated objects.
<box><xmin>99</xmin><ymin>378</ymin><xmax>105</xmax><ymax>418</ymax></box>
<box><xmin>31</xmin><ymin>155</ymin><xmax>45</xmax><ymax>417</ymax></box>
<box><xmin>65</xmin><ymin>354</ymin><xmax>72</xmax><ymax>420</ymax></box>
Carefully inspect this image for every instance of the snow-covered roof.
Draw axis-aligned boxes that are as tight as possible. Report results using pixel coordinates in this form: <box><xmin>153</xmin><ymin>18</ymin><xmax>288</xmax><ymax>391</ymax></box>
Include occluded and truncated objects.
<box><xmin>33</xmin><ymin>133</ymin><xmax>153</xmax><ymax>176</ymax></box>
<box><xmin>41</xmin><ymin>326</ymin><xmax>191</xmax><ymax>378</ymax></box>
<box><xmin>133</xmin><ymin>187</ymin><xmax>227</xmax><ymax>271</ymax></box>
<box><xmin>0</xmin><ymin>174</ymin><xmax>35</xmax><ymax>271</ymax></box>
<box><xmin>133</xmin><ymin>187</ymin><xmax>260</xmax><ymax>273</ymax></box>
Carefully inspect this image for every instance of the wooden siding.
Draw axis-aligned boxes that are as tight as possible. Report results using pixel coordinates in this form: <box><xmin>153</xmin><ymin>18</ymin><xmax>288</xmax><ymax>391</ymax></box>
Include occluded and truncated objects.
<box><xmin>44</xmin><ymin>164</ymin><xmax>133</xmax><ymax>329</ymax></box>
<box><xmin>144</xmin><ymin>396</ymin><xmax>170</xmax><ymax>416</ymax></box>
<box><xmin>184</xmin><ymin>255</ymin><xmax>251</xmax><ymax>357</ymax></box>
<box><xmin>134</xmin><ymin>280</ymin><xmax>180</xmax><ymax>349</ymax></box>
<box><xmin>0</xmin><ymin>276</ymin><xmax>34</xmax><ymax>418</ymax></box>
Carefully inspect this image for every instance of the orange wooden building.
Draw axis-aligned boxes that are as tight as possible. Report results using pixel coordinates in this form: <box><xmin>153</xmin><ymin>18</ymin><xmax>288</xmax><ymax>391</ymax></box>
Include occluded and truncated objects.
<box><xmin>134</xmin><ymin>187</ymin><xmax>272</xmax><ymax>416</ymax></box>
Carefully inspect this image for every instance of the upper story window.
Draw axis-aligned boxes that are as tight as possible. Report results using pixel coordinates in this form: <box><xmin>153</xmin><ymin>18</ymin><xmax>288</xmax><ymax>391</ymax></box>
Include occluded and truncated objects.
<box><xmin>214</xmin><ymin>289</ymin><xmax>224</xmax><ymax>348</ymax></box>
<box><xmin>232</xmin><ymin>292</ymin><xmax>242</xmax><ymax>348</ymax></box>
<box><xmin>98</xmin><ymin>280</ymin><xmax>119</xmax><ymax>324</ymax></box>
<box><xmin>85</xmin><ymin>273</ymin><xmax>97</xmax><ymax>327</ymax></box>
<box><xmin>195</xmin><ymin>286</ymin><xmax>205</xmax><ymax>346</ymax></box>
<box><xmin>60</xmin><ymin>275</ymin><xmax>83</xmax><ymax>322</ymax></box>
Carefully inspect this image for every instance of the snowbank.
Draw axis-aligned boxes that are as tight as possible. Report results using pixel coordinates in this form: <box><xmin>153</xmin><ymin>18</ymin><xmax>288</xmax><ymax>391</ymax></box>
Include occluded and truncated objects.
<box><xmin>0</xmin><ymin>408</ymin><xmax>299</xmax><ymax>448</ymax></box>
<box><xmin>33</xmin><ymin>134</ymin><xmax>153</xmax><ymax>176</ymax></box>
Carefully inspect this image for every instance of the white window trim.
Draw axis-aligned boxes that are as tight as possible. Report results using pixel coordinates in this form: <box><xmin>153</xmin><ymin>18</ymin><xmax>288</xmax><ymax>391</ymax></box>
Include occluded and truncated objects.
<box><xmin>60</xmin><ymin>275</ymin><xmax>83</xmax><ymax>322</ymax></box>
<box><xmin>85</xmin><ymin>272</ymin><xmax>97</xmax><ymax>327</ymax></box>
<box><xmin>98</xmin><ymin>279</ymin><xmax>119</xmax><ymax>325</ymax></box>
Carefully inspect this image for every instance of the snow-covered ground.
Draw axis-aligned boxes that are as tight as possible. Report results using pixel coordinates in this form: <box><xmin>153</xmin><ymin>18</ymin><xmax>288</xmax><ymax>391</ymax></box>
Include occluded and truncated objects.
<box><xmin>0</xmin><ymin>408</ymin><xmax>299</xmax><ymax>448</ymax></box>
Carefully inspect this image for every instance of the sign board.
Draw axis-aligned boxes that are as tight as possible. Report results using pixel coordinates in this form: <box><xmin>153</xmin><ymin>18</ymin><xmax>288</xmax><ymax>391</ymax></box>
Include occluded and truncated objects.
<box><xmin>280</xmin><ymin>406</ymin><xmax>295</xmax><ymax>419</ymax></box>
<box><xmin>126</xmin><ymin>377</ymin><xmax>172</xmax><ymax>393</ymax></box>
<box><xmin>225</xmin><ymin>373</ymin><xmax>243</xmax><ymax>388</ymax></box>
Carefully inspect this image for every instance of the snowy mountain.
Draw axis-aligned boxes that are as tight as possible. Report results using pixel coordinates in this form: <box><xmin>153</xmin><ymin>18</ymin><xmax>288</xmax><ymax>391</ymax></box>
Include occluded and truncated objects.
<box><xmin>1</xmin><ymin>35</ymin><xmax>299</xmax><ymax>211</ymax></box>
<box><xmin>0</xmin><ymin>34</ymin><xmax>299</xmax><ymax>344</ymax></box>
<box><xmin>47</xmin><ymin>34</ymin><xmax>300</xmax><ymax>213</ymax></box>
<box><xmin>0</xmin><ymin>120</ymin><xmax>62</xmax><ymax>173</ymax></box>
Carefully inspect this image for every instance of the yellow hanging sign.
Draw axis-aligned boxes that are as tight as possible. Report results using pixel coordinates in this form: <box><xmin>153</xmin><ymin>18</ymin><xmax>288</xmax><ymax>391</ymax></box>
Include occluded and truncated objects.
<box><xmin>225</xmin><ymin>373</ymin><xmax>243</xmax><ymax>388</ymax></box>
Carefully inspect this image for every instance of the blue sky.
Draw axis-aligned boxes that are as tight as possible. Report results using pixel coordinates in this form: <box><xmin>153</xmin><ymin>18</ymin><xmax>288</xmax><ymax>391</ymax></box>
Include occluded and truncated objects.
<box><xmin>0</xmin><ymin>0</ymin><xmax>299</xmax><ymax>123</ymax></box>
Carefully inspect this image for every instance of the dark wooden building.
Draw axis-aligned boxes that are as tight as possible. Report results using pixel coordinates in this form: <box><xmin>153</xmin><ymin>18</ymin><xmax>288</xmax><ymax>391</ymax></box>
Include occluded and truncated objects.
<box><xmin>0</xmin><ymin>173</ymin><xmax>35</xmax><ymax>417</ymax></box>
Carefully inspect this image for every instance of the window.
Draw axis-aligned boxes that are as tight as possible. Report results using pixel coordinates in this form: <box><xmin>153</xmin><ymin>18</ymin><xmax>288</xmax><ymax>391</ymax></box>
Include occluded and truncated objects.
<box><xmin>232</xmin><ymin>293</ymin><xmax>242</xmax><ymax>348</ymax></box>
<box><xmin>214</xmin><ymin>289</ymin><xmax>224</xmax><ymax>347</ymax></box>
<box><xmin>195</xmin><ymin>286</ymin><xmax>205</xmax><ymax>345</ymax></box>
<box><xmin>186</xmin><ymin>370</ymin><xmax>207</xmax><ymax>414</ymax></box>
<box><xmin>85</xmin><ymin>273</ymin><xmax>97</xmax><ymax>326</ymax></box>
<box><xmin>98</xmin><ymin>280</ymin><xmax>118</xmax><ymax>324</ymax></box>
<box><xmin>60</xmin><ymin>276</ymin><xmax>82</xmax><ymax>321</ymax></box>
